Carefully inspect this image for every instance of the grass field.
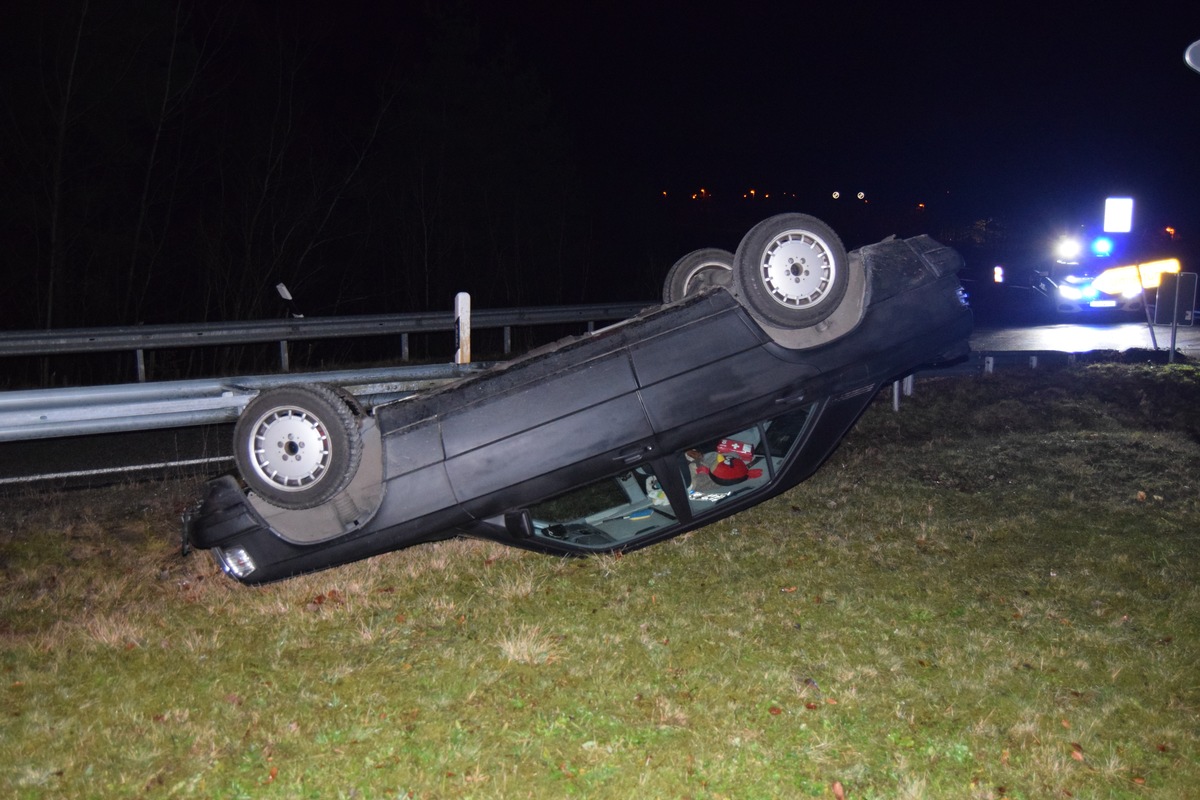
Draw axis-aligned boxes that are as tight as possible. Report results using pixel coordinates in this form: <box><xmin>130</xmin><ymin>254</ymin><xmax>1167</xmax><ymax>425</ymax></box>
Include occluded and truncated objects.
<box><xmin>2</xmin><ymin>362</ymin><xmax>1198</xmax><ymax>799</ymax></box>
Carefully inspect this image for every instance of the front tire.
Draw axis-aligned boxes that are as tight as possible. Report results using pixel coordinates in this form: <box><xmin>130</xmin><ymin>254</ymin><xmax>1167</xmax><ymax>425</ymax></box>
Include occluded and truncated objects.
<box><xmin>733</xmin><ymin>213</ymin><xmax>849</xmax><ymax>329</ymax></box>
<box><xmin>663</xmin><ymin>248</ymin><xmax>734</xmax><ymax>304</ymax></box>
<box><xmin>234</xmin><ymin>384</ymin><xmax>363</xmax><ymax>510</ymax></box>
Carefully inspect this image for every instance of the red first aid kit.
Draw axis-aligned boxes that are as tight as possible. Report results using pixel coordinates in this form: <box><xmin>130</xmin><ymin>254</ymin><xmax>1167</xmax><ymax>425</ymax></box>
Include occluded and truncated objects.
<box><xmin>716</xmin><ymin>439</ymin><xmax>754</xmax><ymax>463</ymax></box>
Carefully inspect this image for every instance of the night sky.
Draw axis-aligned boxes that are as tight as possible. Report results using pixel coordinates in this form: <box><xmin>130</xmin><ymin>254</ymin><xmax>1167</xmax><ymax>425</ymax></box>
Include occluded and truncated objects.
<box><xmin>3</xmin><ymin>1</ymin><xmax>1200</xmax><ymax>333</ymax></box>
<box><xmin>479</xmin><ymin>2</ymin><xmax>1200</xmax><ymax>235</ymax></box>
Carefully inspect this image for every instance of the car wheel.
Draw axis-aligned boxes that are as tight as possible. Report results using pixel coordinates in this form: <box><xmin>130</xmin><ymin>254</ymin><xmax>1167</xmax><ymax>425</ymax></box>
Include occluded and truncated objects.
<box><xmin>233</xmin><ymin>384</ymin><xmax>363</xmax><ymax>509</ymax></box>
<box><xmin>732</xmin><ymin>213</ymin><xmax>849</xmax><ymax>329</ymax></box>
<box><xmin>663</xmin><ymin>248</ymin><xmax>735</xmax><ymax>304</ymax></box>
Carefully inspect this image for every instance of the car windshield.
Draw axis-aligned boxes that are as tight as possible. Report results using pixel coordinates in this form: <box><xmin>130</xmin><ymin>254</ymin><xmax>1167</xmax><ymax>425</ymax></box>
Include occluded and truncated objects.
<box><xmin>524</xmin><ymin>405</ymin><xmax>814</xmax><ymax>550</ymax></box>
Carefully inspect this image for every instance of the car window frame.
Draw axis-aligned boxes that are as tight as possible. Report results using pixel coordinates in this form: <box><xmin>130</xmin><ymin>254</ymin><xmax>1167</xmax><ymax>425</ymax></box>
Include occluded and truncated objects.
<box><xmin>653</xmin><ymin>400</ymin><xmax>822</xmax><ymax>527</ymax></box>
<box><xmin>495</xmin><ymin>400</ymin><xmax>823</xmax><ymax>550</ymax></box>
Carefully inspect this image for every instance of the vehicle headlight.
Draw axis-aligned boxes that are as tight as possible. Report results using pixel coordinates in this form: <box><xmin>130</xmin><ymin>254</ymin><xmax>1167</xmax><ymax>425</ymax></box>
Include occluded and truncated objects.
<box><xmin>1058</xmin><ymin>284</ymin><xmax>1084</xmax><ymax>300</ymax></box>
<box><xmin>1055</xmin><ymin>237</ymin><xmax>1083</xmax><ymax>261</ymax></box>
<box><xmin>216</xmin><ymin>545</ymin><xmax>257</xmax><ymax>578</ymax></box>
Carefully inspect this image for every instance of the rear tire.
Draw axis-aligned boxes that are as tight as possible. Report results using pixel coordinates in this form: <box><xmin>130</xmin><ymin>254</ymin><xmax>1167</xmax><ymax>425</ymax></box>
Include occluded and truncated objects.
<box><xmin>663</xmin><ymin>248</ymin><xmax>734</xmax><ymax>304</ymax></box>
<box><xmin>234</xmin><ymin>384</ymin><xmax>362</xmax><ymax>510</ymax></box>
<box><xmin>733</xmin><ymin>214</ymin><xmax>849</xmax><ymax>329</ymax></box>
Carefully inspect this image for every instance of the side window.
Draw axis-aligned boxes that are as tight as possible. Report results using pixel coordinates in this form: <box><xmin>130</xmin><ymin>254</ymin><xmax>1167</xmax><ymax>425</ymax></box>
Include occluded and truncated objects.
<box><xmin>526</xmin><ymin>464</ymin><xmax>679</xmax><ymax>550</ymax></box>
<box><xmin>680</xmin><ymin>405</ymin><xmax>813</xmax><ymax>516</ymax></box>
<box><xmin>762</xmin><ymin>405</ymin><xmax>814</xmax><ymax>470</ymax></box>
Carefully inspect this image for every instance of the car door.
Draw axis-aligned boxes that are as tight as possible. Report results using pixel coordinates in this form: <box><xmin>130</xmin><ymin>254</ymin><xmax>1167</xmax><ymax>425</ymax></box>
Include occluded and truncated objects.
<box><xmin>443</xmin><ymin>349</ymin><xmax>657</xmax><ymax>517</ymax></box>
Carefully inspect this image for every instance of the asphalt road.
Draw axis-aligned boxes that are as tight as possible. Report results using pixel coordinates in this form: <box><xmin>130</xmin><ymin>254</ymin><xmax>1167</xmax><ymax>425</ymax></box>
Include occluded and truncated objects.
<box><xmin>1</xmin><ymin>318</ymin><xmax>1195</xmax><ymax>490</ymax></box>
<box><xmin>972</xmin><ymin>320</ymin><xmax>1199</xmax><ymax>355</ymax></box>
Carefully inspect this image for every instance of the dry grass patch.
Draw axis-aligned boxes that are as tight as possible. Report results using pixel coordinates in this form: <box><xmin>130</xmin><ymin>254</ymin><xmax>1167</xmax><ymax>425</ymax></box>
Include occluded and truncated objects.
<box><xmin>496</xmin><ymin>624</ymin><xmax>563</xmax><ymax>665</ymax></box>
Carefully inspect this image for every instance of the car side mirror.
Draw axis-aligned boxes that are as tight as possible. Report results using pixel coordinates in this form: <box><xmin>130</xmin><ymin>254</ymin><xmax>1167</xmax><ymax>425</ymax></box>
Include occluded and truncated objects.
<box><xmin>504</xmin><ymin>510</ymin><xmax>535</xmax><ymax>539</ymax></box>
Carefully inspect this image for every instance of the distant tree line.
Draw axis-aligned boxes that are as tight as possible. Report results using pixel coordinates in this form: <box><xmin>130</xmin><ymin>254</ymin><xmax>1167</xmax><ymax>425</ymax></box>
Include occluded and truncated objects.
<box><xmin>0</xmin><ymin>1</ymin><xmax>640</xmax><ymax>333</ymax></box>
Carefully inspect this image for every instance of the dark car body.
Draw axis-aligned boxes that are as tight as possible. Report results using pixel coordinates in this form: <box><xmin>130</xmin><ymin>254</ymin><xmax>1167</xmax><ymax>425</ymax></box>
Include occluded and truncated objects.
<box><xmin>187</xmin><ymin>232</ymin><xmax>971</xmax><ymax>584</ymax></box>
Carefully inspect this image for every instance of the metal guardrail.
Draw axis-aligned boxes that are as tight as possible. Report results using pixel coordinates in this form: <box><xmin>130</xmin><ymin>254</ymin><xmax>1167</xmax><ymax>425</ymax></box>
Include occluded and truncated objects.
<box><xmin>0</xmin><ymin>301</ymin><xmax>651</xmax><ymax>380</ymax></box>
<box><xmin>0</xmin><ymin>362</ymin><xmax>492</xmax><ymax>442</ymax></box>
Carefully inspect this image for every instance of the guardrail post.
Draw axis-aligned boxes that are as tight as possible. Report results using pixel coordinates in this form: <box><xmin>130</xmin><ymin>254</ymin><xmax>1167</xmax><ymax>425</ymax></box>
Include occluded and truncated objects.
<box><xmin>401</xmin><ymin>333</ymin><xmax>409</xmax><ymax>361</ymax></box>
<box><xmin>503</xmin><ymin>326</ymin><xmax>512</xmax><ymax>355</ymax></box>
<box><xmin>136</xmin><ymin>349</ymin><xmax>147</xmax><ymax>382</ymax></box>
<box><xmin>984</xmin><ymin>356</ymin><xmax>995</xmax><ymax>374</ymax></box>
<box><xmin>279</xmin><ymin>340</ymin><xmax>290</xmax><ymax>372</ymax></box>
<box><xmin>891</xmin><ymin>375</ymin><xmax>916</xmax><ymax>412</ymax></box>
<box><xmin>1029</xmin><ymin>355</ymin><xmax>1038</xmax><ymax>369</ymax></box>
<box><xmin>455</xmin><ymin>292</ymin><xmax>471</xmax><ymax>364</ymax></box>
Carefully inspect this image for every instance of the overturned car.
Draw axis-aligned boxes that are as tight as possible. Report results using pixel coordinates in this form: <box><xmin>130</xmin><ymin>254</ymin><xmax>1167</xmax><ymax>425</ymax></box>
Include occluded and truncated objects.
<box><xmin>187</xmin><ymin>213</ymin><xmax>972</xmax><ymax>584</ymax></box>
